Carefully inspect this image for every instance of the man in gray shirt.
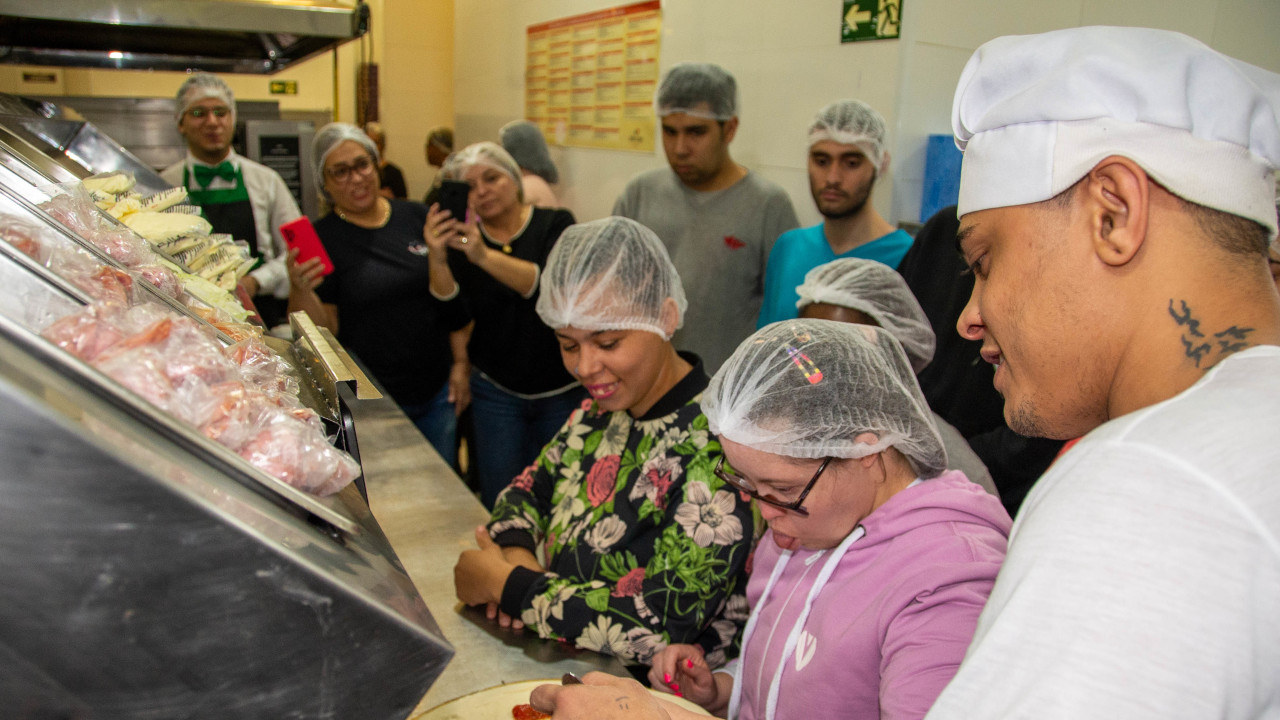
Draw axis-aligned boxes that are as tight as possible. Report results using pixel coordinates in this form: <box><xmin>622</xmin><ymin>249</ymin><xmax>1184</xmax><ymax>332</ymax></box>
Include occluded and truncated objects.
<box><xmin>613</xmin><ymin>63</ymin><xmax>798</xmax><ymax>373</ymax></box>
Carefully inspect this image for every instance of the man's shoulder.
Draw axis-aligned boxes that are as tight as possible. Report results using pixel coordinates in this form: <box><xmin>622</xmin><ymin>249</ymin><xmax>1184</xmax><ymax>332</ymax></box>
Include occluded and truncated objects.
<box><xmin>738</xmin><ymin>169</ymin><xmax>791</xmax><ymax>198</ymax></box>
<box><xmin>776</xmin><ymin>223</ymin><xmax>825</xmax><ymax>244</ymax></box>
<box><xmin>159</xmin><ymin>161</ymin><xmax>184</xmax><ymax>185</ymax></box>
<box><xmin>622</xmin><ymin>166</ymin><xmax>678</xmax><ymax>193</ymax></box>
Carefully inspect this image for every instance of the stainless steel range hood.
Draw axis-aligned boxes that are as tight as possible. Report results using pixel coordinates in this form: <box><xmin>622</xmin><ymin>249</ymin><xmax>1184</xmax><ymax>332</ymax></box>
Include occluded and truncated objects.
<box><xmin>0</xmin><ymin>0</ymin><xmax>369</xmax><ymax>74</ymax></box>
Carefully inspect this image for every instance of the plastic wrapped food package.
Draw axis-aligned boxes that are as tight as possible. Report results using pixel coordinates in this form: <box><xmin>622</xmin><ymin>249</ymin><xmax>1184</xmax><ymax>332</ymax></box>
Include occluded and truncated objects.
<box><xmin>135</xmin><ymin>263</ymin><xmax>183</xmax><ymax>300</ymax></box>
<box><xmin>39</xmin><ymin>301</ymin><xmax>359</xmax><ymax>496</ymax></box>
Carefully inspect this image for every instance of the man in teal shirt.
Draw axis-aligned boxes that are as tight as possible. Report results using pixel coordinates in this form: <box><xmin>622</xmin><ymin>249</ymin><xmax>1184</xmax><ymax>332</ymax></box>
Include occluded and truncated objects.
<box><xmin>758</xmin><ymin>99</ymin><xmax>913</xmax><ymax>327</ymax></box>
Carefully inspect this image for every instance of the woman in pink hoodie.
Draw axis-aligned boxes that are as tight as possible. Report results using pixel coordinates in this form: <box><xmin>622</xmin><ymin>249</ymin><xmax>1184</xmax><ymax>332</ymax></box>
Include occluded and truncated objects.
<box><xmin>643</xmin><ymin>319</ymin><xmax>1012</xmax><ymax>720</ymax></box>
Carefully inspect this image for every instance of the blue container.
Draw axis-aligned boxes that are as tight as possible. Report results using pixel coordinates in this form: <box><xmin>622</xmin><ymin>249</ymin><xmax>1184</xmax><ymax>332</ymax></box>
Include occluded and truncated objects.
<box><xmin>921</xmin><ymin>134</ymin><xmax>962</xmax><ymax>222</ymax></box>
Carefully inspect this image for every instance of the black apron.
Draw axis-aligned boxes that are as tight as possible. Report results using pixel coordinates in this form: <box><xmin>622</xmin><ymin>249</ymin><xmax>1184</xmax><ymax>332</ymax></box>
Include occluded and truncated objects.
<box><xmin>183</xmin><ymin>163</ymin><xmax>288</xmax><ymax>327</ymax></box>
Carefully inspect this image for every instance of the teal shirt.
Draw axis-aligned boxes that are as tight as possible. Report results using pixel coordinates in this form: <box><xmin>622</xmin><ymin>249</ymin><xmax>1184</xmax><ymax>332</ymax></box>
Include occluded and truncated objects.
<box><xmin>757</xmin><ymin>224</ymin><xmax>915</xmax><ymax>328</ymax></box>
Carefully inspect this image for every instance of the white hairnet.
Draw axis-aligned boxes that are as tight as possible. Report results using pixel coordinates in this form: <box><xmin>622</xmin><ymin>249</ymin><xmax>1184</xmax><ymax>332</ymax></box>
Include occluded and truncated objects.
<box><xmin>704</xmin><ymin>320</ymin><xmax>947</xmax><ymax>478</ymax></box>
<box><xmin>808</xmin><ymin>99</ymin><xmax>887</xmax><ymax>171</ymax></box>
<box><xmin>796</xmin><ymin>258</ymin><xmax>936</xmax><ymax>373</ymax></box>
<box><xmin>441</xmin><ymin>142</ymin><xmax>524</xmax><ymax>204</ymax></box>
<box><xmin>501</xmin><ymin>120</ymin><xmax>559</xmax><ymax>184</ymax></box>
<box><xmin>656</xmin><ymin>63</ymin><xmax>737</xmax><ymax>120</ymax></box>
<box><xmin>175</xmin><ymin>72</ymin><xmax>235</xmax><ymax>121</ymax></box>
<box><xmin>312</xmin><ymin>122</ymin><xmax>380</xmax><ymax>188</ymax></box>
<box><xmin>537</xmin><ymin>216</ymin><xmax>686</xmax><ymax>340</ymax></box>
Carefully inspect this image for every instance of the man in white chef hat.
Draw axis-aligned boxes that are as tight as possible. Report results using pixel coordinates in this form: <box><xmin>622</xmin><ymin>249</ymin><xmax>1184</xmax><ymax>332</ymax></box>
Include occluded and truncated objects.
<box><xmin>527</xmin><ymin>26</ymin><xmax>1280</xmax><ymax>720</ymax></box>
<box><xmin>923</xmin><ymin>26</ymin><xmax>1280</xmax><ymax>719</ymax></box>
<box><xmin>161</xmin><ymin>72</ymin><xmax>301</xmax><ymax>328</ymax></box>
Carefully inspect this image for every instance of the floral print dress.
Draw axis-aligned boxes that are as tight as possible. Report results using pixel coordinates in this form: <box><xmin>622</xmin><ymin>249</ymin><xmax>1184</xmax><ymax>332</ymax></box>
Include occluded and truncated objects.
<box><xmin>488</xmin><ymin>356</ymin><xmax>753</xmax><ymax>667</ymax></box>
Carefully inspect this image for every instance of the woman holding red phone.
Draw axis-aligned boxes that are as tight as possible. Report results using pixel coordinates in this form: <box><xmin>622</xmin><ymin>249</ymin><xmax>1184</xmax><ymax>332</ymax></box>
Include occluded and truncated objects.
<box><xmin>288</xmin><ymin>122</ymin><xmax>471</xmax><ymax>468</ymax></box>
<box><xmin>424</xmin><ymin>141</ymin><xmax>582</xmax><ymax>509</ymax></box>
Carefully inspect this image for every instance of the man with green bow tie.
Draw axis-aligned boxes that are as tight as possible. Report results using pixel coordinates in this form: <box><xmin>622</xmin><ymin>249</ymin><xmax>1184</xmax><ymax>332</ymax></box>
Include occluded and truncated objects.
<box><xmin>161</xmin><ymin>72</ymin><xmax>302</xmax><ymax>328</ymax></box>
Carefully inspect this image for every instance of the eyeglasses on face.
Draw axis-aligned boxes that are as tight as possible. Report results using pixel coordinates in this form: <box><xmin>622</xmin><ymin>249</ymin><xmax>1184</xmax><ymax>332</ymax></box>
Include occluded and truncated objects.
<box><xmin>186</xmin><ymin>106</ymin><xmax>231</xmax><ymax>120</ymax></box>
<box><xmin>713</xmin><ymin>454</ymin><xmax>833</xmax><ymax>517</ymax></box>
<box><xmin>326</xmin><ymin>155</ymin><xmax>376</xmax><ymax>183</ymax></box>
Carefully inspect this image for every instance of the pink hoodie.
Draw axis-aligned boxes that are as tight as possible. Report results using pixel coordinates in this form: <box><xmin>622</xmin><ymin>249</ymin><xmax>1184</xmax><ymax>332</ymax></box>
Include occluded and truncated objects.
<box><xmin>737</xmin><ymin>472</ymin><xmax>1011</xmax><ymax>720</ymax></box>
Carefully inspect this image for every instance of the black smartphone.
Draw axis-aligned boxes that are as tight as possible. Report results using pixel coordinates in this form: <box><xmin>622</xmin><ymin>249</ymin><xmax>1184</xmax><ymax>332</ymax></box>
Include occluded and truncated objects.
<box><xmin>436</xmin><ymin>179</ymin><xmax>471</xmax><ymax>222</ymax></box>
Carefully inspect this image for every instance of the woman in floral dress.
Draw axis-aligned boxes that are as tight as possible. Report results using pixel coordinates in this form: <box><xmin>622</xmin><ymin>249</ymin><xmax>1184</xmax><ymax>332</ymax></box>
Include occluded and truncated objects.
<box><xmin>453</xmin><ymin>216</ymin><xmax>754</xmax><ymax>668</ymax></box>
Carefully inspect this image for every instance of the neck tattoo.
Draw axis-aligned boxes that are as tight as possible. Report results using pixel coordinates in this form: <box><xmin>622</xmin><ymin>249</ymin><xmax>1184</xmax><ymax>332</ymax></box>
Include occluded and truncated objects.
<box><xmin>1167</xmin><ymin>298</ymin><xmax>1254</xmax><ymax>368</ymax></box>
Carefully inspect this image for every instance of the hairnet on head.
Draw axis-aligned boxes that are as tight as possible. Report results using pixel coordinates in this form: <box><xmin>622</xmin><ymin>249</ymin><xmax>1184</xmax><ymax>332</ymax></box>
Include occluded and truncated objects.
<box><xmin>426</xmin><ymin>126</ymin><xmax>453</xmax><ymax>152</ymax></box>
<box><xmin>703</xmin><ymin>320</ymin><xmax>947</xmax><ymax>478</ymax></box>
<box><xmin>441</xmin><ymin>142</ymin><xmax>525</xmax><ymax>204</ymax></box>
<box><xmin>808</xmin><ymin>99</ymin><xmax>888</xmax><ymax>171</ymax></box>
<box><xmin>312</xmin><ymin>122</ymin><xmax>380</xmax><ymax>186</ymax></box>
<box><xmin>537</xmin><ymin>216</ymin><xmax>686</xmax><ymax>340</ymax></box>
<box><xmin>501</xmin><ymin>120</ymin><xmax>559</xmax><ymax>184</ymax></box>
<box><xmin>176</xmin><ymin>72</ymin><xmax>235</xmax><ymax>121</ymax></box>
<box><xmin>796</xmin><ymin>258</ymin><xmax>936</xmax><ymax>373</ymax></box>
<box><xmin>655</xmin><ymin>63</ymin><xmax>737</xmax><ymax>120</ymax></box>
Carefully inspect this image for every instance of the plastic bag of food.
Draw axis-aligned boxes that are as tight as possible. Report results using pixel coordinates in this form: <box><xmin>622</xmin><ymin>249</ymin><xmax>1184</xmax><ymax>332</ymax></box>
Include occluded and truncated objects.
<box><xmin>135</xmin><ymin>263</ymin><xmax>182</xmax><ymax>299</ymax></box>
<box><xmin>237</xmin><ymin>411</ymin><xmax>360</xmax><ymax>496</ymax></box>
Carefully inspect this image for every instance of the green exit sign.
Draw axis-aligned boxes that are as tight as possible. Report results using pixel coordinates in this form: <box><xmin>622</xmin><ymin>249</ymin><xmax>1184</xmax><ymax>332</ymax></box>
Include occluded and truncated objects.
<box><xmin>269</xmin><ymin>80</ymin><xmax>298</xmax><ymax>95</ymax></box>
<box><xmin>842</xmin><ymin>0</ymin><xmax>902</xmax><ymax>43</ymax></box>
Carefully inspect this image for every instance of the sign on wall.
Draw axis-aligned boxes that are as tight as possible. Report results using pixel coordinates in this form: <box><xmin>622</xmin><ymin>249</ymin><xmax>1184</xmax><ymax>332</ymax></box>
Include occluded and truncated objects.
<box><xmin>525</xmin><ymin>0</ymin><xmax>662</xmax><ymax>152</ymax></box>
<box><xmin>842</xmin><ymin>0</ymin><xmax>902</xmax><ymax>43</ymax></box>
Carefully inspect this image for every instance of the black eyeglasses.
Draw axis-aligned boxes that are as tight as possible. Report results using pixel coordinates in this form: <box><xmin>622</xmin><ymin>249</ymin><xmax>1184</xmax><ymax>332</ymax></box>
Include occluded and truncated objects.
<box><xmin>326</xmin><ymin>155</ymin><xmax>376</xmax><ymax>183</ymax></box>
<box><xmin>713</xmin><ymin>455</ymin><xmax>833</xmax><ymax>517</ymax></box>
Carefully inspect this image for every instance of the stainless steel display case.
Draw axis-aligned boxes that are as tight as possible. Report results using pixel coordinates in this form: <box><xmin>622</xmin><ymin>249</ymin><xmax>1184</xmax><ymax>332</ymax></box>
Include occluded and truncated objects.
<box><xmin>0</xmin><ymin>136</ymin><xmax>453</xmax><ymax>716</ymax></box>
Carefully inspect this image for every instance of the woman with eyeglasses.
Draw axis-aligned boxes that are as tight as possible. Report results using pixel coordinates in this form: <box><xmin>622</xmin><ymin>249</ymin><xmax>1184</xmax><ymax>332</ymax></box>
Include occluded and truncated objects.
<box><xmin>287</xmin><ymin>123</ymin><xmax>470</xmax><ymax>468</ymax></box>
<box><xmin>530</xmin><ymin>319</ymin><xmax>1009</xmax><ymax>719</ymax></box>
<box><xmin>424</xmin><ymin>142</ymin><xmax>582</xmax><ymax>508</ymax></box>
<box><xmin>452</xmin><ymin>217</ymin><xmax>753</xmax><ymax>669</ymax></box>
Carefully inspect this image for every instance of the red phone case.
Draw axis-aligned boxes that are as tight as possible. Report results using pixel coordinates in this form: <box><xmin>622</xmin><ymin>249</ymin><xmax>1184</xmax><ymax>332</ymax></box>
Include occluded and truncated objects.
<box><xmin>279</xmin><ymin>217</ymin><xmax>334</xmax><ymax>276</ymax></box>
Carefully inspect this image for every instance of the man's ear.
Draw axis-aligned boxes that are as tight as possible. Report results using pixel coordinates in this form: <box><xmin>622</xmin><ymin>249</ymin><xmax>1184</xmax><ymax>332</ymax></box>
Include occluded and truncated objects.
<box><xmin>720</xmin><ymin>116</ymin><xmax>740</xmax><ymax>144</ymax></box>
<box><xmin>1083</xmin><ymin>155</ymin><xmax>1150</xmax><ymax>267</ymax></box>
<box><xmin>879</xmin><ymin>150</ymin><xmax>891</xmax><ymax>177</ymax></box>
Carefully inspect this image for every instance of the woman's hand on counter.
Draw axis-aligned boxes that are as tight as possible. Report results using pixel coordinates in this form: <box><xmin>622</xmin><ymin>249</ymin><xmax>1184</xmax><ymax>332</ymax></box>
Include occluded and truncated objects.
<box><xmin>454</xmin><ymin>525</ymin><xmax>516</xmax><ymax>609</ymax></box>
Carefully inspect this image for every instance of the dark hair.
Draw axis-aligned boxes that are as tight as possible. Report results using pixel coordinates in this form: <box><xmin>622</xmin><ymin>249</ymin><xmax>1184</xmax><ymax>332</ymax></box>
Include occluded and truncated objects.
<box><xmin>1045</xmin><ymin>175</ymin><xmax>1268</xmax><ymax>258</ymax></box>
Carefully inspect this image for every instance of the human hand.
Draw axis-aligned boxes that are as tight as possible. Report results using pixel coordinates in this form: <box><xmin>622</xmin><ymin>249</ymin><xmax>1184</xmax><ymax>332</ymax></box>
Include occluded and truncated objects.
<box><xmin>483</xmin><ymin>601</ymin><xmax>524</xmax><ymax>630</ymax></box>
<box><xmin>454</xmin><ymin>525</ymin><xmax>514</xmax><ymax>607</ymax></box>
<box><xmin>237</xmin><ymin>274</ymin><xmax>260</xmax><ymax>297</ymax></box>
<box><xmin>530</xmin><ymin>672</ymin><xmax>673</xmax><ymax>720</ymax></box>
<box><xmin>448</xmin><ymin>361</ymin><xmax>471</xmax><ymax>415</ymax></box>
<box><xmin>424</xmin><ymin>203</ymin><xmax>461</xmax><ymax>256</ymax></box>
<box><xmin>451</xmin><ymin>212</ymin><xmax>486</xmax><ymax>264</ymax></box>
<box><xmin>285</xmin><ymin>248</ymin><xmax>325</xmax><ymax>292</ymax></box>
<box><xmin>647</xmin><ymin>645</ymin><xmax>718</xmax><ymax>708</ymax></box>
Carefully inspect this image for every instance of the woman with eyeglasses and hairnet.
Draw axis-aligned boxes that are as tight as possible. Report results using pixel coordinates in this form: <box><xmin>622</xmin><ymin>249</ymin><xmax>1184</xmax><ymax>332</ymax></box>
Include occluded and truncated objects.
<box><xmin>453</xmin><ymin>216</ymin><xmax>753</xmax><ymax>670</ymax></box>
<box><xmin>287</xmin><ymin>122</ymin><xmax>470</xmax><ymax>468</ymax></box>
<box><xmin>530</xmin><ymin>320</ymin><xmax>1010</xmax><ymax>719</ymax></box>
<box><xmin>424</xmin><ymin>142</ymin><xmax>582</xmax><ymax>509</ymax></box>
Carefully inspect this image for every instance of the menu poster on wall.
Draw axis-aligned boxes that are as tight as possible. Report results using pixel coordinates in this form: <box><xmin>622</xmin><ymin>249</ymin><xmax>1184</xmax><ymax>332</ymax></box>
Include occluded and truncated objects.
<box><xmin>842</xmin><ymin>0</ymin><xmax>902</xmax><ymax>42</ymax></box>
<box><xmin>526</xmin><ymin>1</ymin><xmax>662</xmax><ymax>153</ymax></box>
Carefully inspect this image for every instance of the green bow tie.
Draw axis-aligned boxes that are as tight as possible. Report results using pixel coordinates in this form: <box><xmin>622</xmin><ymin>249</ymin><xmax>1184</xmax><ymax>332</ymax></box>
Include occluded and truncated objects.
<box><xmin>193</xmin><ymin>161</ymin><xmax>237</xmax><ymax>188</ymax></box>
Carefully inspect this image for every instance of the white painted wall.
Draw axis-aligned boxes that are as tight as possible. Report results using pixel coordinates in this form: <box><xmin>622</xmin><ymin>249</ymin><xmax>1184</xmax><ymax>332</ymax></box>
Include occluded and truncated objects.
<box><xmin>456</xmin><ymin>0</ymin><xmax>1280</xmax><ymax>227</ymax></box>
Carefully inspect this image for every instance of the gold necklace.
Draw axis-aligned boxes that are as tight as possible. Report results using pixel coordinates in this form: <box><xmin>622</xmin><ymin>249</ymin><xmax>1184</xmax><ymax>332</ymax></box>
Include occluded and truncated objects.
<box><xmin>336</xmin><ymin>198</ymin><xmax>391</xmax><ymax>228</ymax></box>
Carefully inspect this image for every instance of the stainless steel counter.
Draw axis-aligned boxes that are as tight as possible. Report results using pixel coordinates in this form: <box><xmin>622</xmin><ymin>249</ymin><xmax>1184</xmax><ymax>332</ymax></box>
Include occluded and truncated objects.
<box><xmin>349</xmin><ymin>394</ymin><xmax>627</xmax><ymax>715</ymax></box>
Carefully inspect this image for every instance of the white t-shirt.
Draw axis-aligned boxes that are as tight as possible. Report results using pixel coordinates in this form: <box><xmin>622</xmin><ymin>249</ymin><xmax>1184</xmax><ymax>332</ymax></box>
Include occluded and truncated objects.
<box><xmin>927</xmin><ymin>345</ymin><xmax>1280</xmax><ymax>719</ymax></box>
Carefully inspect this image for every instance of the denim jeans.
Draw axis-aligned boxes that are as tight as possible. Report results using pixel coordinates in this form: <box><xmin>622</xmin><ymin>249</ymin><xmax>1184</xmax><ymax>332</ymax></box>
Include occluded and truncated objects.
<box><xmin>469</xmin><ymin>372</ymin><xmax>585</xmax><ymax>509</ymax></box>
<box><xmin>398</xmin><ymin>381</ymin><xmax>457</xmax><ymax>470</ymax></box>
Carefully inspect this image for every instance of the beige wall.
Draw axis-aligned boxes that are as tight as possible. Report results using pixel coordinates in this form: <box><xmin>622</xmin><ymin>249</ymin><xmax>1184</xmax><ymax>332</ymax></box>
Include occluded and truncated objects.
<box><xmin>455</xmin><ymin>0</ymin><xmax>1280</xmax><ymax>227</ymax></box>
<box><xmin>0</xmin><ymin>0</ymin><xmax>453</xmax><ymax>200</ymax></box>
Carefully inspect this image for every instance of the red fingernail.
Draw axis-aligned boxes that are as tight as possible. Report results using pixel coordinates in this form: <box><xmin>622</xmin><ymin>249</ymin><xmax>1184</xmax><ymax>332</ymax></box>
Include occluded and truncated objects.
<box><xmin>663</xmin><ymin>673</ymin><xmax>671</xmax><ymax>684</ymax></box>
<box><xmin>671</xmin><ymin>683</ymin><xmax>680</xmax><ymax>692</ymax></box>
<box><xmin>675</xmin><ymin>689</ymin><xmax>684</xmax><ymax>697</ymax></box>
<box><xmin>686</xmin><ymin>658</ymin><xmax>694</xmax><ymax>669</ymax></box>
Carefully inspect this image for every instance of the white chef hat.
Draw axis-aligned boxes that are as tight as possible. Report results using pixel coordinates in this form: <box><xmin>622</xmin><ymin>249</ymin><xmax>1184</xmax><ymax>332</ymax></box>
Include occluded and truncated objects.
<box><xmin>952</xmin><ymin>26</ymin><xmax>1280</xmax><ymax>237</ymax></box>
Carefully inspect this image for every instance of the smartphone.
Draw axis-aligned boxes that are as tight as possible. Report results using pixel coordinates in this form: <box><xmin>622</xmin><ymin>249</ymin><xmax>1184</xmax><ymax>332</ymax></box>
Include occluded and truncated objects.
<box><xmin>279</xmin><ymin>216</ymin><xmax>334</xmax><ymax>276</ymax></box>
<box><xmin>436</xmin><ymin>179</ymin><xmax>471</xmax><ymax>222</ymax></box>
